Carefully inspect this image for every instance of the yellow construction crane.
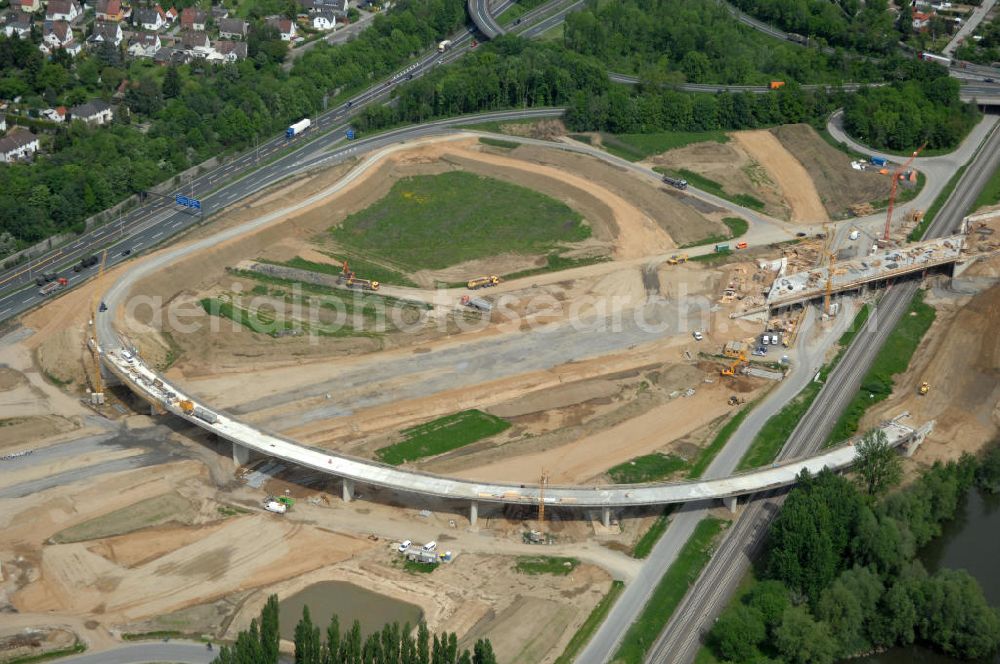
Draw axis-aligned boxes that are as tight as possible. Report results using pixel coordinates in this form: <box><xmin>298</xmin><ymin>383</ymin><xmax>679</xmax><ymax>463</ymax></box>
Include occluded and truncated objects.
<box><xmin>86</xmin><ymin>249</ymin><xmax>108</xmax><ymax>405</ymax></box>
<box><xmin>538</xmin><ymin>470</ymin><xmax>550</xmax><ymax>526</ymax></box>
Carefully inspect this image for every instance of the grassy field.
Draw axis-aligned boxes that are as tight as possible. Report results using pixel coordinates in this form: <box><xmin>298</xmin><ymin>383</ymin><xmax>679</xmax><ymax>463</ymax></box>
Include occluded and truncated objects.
<box><xmin>330</xmin><ymin>171</ymin><xmax>589</xmax><ymax>271</ymax></box>
<box><xmin>376</xmin><ymin>409</ymin><xmax>510</xmax><ymax>465</ymax></box>
<box><xmin>553</xmin><ymin>580</ymin><xmax>625</xmax><ymax>664</ymax></box>
<box><xmin>608</xmin><ymin>453</ymin><xmax>688</xmax><ymax>483</ymax></box>
<box><xmin>973</xmin><ymin>163</ymin><xmax>1000</xmax><ymax>209</ymax></box>
<box><xmin>631</xmin><ymin>506</ymin><xmax>676</xmax><ymax>559</ymax></box>
<box><xmin>478</xmin><ymin>137</ymin><xmax>521</xmax><ymax>150</ymax></box>
<box><xmin>826</xmin><ymin>291</ymin><xmax>936</xmax><ymax>444</ymax></box>
<box><xmin>501</xmin><ymin>253</ymin><xmax>610</xmax><ymax>281</ymax></box>
<box><xmin>200</xmin><ymin>297</ymin><xmax>297</xmax><ymax>337</ymax></box>
<box><xmin>53</xmin><ymin>493</ymin><xmax>194</xmax><ymax>543</ymax></box>
<box><xmin>282</xmin><ymin>255</ymin><xmax>418</xmax><ymax>288</ymax></box>
<box><xmin>655</xmin><ymin>167</ymin><xmax>765</xmax><ymax>211</ymax></box>
<box><xmin>599</xmin><ymin>131</ymin><xmax>729</xmax><ymax>162</ymax></box>
<box><xmin>681</xmin><ymin>217</ymin><xmax>750</xmax><ymax>249</ymax></box>
<box><xmin>613</xmin><ymin>518</ymin><xmax>727</xmax><ymax>664</ymax></box>
<box><xmin>910</xmin><ymin>165</ymin><xmax>967</xmax><ymax>241</ymax></box>
<box><xmin>6</xmin><ymin>642</ymin><xmax>86</xmax><ymax>664</ymax></box>
<box><xmin>514</xmin><ymin>556</ymin><xmax>580</xmax><ymax>575</ymax></box>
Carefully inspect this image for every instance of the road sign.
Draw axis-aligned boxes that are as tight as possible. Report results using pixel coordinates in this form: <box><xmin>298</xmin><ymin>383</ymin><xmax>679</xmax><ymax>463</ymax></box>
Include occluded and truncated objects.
<box><xmin>346</xmin><ymin>128</ymin><xmax>356</xmax><ymax>140</ymax></box>
<box><xmin>175</xmin><ymin>195</ymin><xmax>202</xmax><ymax>210</ymax></box>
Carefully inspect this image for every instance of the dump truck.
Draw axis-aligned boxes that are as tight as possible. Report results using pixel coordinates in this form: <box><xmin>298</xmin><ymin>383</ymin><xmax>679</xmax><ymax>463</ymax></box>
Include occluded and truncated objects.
<box><xmin>39</xmin><ymin>277</ymin><xmax>68</xmax><ymax>296</ymax></box>
<box><xmin>437</xmin><ymin>39</ymin><xmax>452</xmax><ymax>52</ymax></box>
<box><xmin>662</xmin><ymin>175</ymin><xmax>688</xmax><ymax>190</ymax></box>
<box><xmin>286</xmin><ymin>118</ymin><xmax>311</xmax><ymax>138</ymax></box>
<box><xmin>467</xmin><ymin>275</ymin><xmax>500</xmax><ymax>290</ymax></box>
<box><xmin>715</xmin><ymin>244</ymin><xmax>730</xmax><ymax>253</ymax></box>
<box><xmin>192</xmin><ymin>406</ymin><xmax>218</xmax><ymax>424</ymax></box>
<box><xmin>769</xmin><ymin>81</ymin><xmax>785</xmax><ymax>90</ymax></box>
<box><xmin>346</xmin><ymin>277</ymin><xmax>379</xmax><ymax>291</ymax></box>
<box><xmin>666</xmin><ymin>254</ymin><xmax>688</xmax><ymax>265</ymax></box>
<box><xmin>460</xmin><ymin>295</ymin><xmax>492</xmax><ymax>312</ymax></box>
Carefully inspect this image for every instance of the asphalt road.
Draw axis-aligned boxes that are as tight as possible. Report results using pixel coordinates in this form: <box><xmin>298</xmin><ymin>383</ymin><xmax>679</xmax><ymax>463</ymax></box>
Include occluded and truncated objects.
<box><xmin>645</xmin><ymin>107</ymin><xmax>1000</xmax><ymax>664</ymax></box>
<box><xmin>469</xmin><ymin>0</ymin><xmax>505</xmax><ymax>38</ymax></box>
<box><xmin>58</xmin><ymin>642</ymin><xmax>217</xmax><ymax>664</ymax></box>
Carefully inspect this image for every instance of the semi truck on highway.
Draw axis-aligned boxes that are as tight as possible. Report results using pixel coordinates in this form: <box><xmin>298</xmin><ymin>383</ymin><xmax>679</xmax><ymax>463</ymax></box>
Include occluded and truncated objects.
<box><xmin>662</xmin><ymin>175</ymin><xmax>688</xmax><ymax>190</ymax></box>
<box><xmin>38</xmin><ymin>277</ymin><xmax>68</xmax><ymax>296</ymax></box>
<box><xmin>73</xmin><ymin>255</ymin><xmax>100</xmax><ymax>272</ymax></box>
<box><xmin>286</xmin><ymin>119</ymin><xmax>311</xmax><ymax>138</ymax></box>
<box><xmin>438</xmin><ymin>39</ymin><xmax>452</xmax><ymax>52</ymax></box>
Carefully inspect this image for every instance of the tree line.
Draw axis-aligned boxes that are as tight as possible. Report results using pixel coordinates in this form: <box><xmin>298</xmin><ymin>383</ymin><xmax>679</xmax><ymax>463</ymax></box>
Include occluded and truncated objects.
<box><xmin>706</xmin><ymin>436</ymin><xmax>1000</xmax><ymax>664</ymax></box>
<box><xmin>212</xmin><ymin>595</ymin><xmax>498</xmax><ymax>664</ymax></box>
<box><xmin>728</xmin><ymin>0</ymin><xmax>900</xmax><ymax>53</ymax></box>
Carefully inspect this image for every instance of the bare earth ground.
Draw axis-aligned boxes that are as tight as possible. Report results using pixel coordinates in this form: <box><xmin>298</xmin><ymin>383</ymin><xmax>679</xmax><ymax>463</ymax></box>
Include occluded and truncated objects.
<box><xmin>732</xmin><ymin>130</ymin><xmax>829</xmax><ymax>224</ymax></box>
<box><xmin>770</xmin><ymin>124</ymin><xmax>895</xmax><ymax>220</ymax></box>
<box><xmin>859</xmin><ymin>280</ymin><xmax>1000</xmax><ymax>471</ymax></box>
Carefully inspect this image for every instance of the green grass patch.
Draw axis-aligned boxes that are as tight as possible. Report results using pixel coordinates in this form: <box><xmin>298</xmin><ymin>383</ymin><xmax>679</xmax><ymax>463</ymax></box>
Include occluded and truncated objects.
<box><xmin>826</xmin><ymin>290</ymin><xmax>936</xmax><ymax>444</ymax></box>
<box><xmin>613</xmin><ymin>518</ymin><xmax>727</xmax><ymax>664</ymax></box>
<box><xmin>403</xmin><ymin>560</ymin><xmax>438</xmax><ymax>574</ymax></box>
<box><xmin>514</xmin><ymin>556</ymin><xmax>580</xmax><ymax>575</ymax></box>
<box><xmin>656</xmin><ymin>167</ymin><xmax>765</xmax><ymax>211</ymax></box>
<box><xmin>681</xmin><ymin>217</ymin><xmax>750</xmax><ymax>248</ymax></box>
<box><xmin>281</xmin><ymin>255</ymin><xmax>417</xmax><ymax>288</ymax></box>
<box><xmin>121</xmin><ymin>630</ymin><xmax>208</xmax><ymax>642</ymax></box>
<box><xmin>41</xmin><ymin>369</ymin><xmax>72</xmax><ymax>387</ymax></box>
<box><xmin>836</xmin><ymin>303</ymin><xmax>871</xmax><ymax>349</ymax></box>
<box><xmin>478</xmin><ymin>137</ymin><xmax>521</xmax><ymax>150</ymax></box>
<box><xmin>376</xmin><ymin>409</ymin><xmax>511</xmax><ymax>465</ymax></box>
<box><xmin>331</xmin><ymin>171</ymin><xmax>589</xmax><ymax>271</ymax></box>
<box><xmin>52</xmin><ymin>493</ymin><xmax>194</xmax><ymax>543</ymax></box>
<box><xmin>4</xmin><ymin>642</ymin><xmax>86</xmax><ymax>664</ymax></box>
<box><xmin>553</xmin><ymin>580</ymin><xmax>625</xmax><ymax>664</ymax></box>
<box><xmin>501</xmin><ymin>252</ymin><xmax>610</xmax><ymax>281</ymax></box>
<box><xmin>631</xmin><ymin>506</ymin><xmax>677</xmax><ymax>559</ymax></box>
<box><xmin>688</xmin><ymin>249</ymin><xmax>733</xmax><ymax>265</ymax></box>
<box><xmin>600</xmin><ymin>131</ymin><xmax>729</xmax><ymax>162</ymax></box>
<box><xmin>458</xmin><ymin>117</ymin><xmax>547</xmax><ymax>134</ymax></box>
<box><xmin>608</xmin><ymin>453</ymin><xmax>688</xmax><ymax>484</ymax></box>
<box><xmin>688</xmin><ymin>402</ymin><xmax>759</xmax><ymax>479</ymax></box>
<box><xmin>909</xmin><ymin>165</ymin><xmax>967</xmax><ymax>241</ymax></box>
<box><xmin>738</xmin><ymin>380</ymin><xmax>823</xmax><ymax>471</ymax></box>
<box><xmin>973</xmin><ymin>161</ymin><xmax>1000</xmax><ymax>209</ymax></box>
<box><xmin>568</xmin><ymin>133</ymin><xmax>592</xmax><ymax>145</ymax></box>
<box><xmin>200</xmin><ymin>297</ymin><xmax>296</xmax><ymax>337</ymax></box>
<box><xmin>217</xmin><ymin>505</ymin><xmax>251</xmax><ymax>518</ymax></box>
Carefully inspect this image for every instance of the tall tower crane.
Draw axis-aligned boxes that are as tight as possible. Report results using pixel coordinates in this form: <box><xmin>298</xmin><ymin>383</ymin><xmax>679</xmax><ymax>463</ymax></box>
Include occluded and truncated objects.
<box><xmin>883</xmin><ymin>143</ymin><xmax>927</xmax><ymax>243</ymax></box>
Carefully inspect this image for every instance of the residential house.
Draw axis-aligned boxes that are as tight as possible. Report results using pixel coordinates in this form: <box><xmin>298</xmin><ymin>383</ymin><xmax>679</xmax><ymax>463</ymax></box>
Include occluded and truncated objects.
<box><xmin>127</xmin><ymin>31</ymin><xmax>161</xmax><ymax>57</ymax></box>
<box><xmin>95</xmin><ymin>0</ymin><xmax>127</xmax><ymax>21</ymax></box>
<box><xmin>266</xmin><ymin>16</ymin><xmax>295</xmax><ymax>40</ymax></box>
<box><xmin>912</xmin><ymin>10</ymin><xmax>933</xmax><ymax>30</ymax></box>
<box><xmin>40</xmin><ymin>20</ymin><xmax>81</xmax><ymax>55</ymax></box>
<box><xmin>153</xmin><ymin>45</ymin><xmax>190</xmax><ymax>65</ymax></box>
<box><xmin>180</xmin><ymin>29</ymin><xmax>212</xmax><ymax>56</ymax></box>
<box><xmin>164</xmin><ymin>6</ymin><xmax>177</xmax><ymax>22</ymax></box>
<box><xmin>39</xmin><ymin>106</ymin><xmax>66</xmax><ymax>121</ymax></box>
<box><xmin>210</xmin><ymin>4</ymin><xmax>228</xmax><ymax>19</ymax></box>
<box><xmin>133</xmin><ymin>6</ymin><xmax>165</xmax><ymax>30</ymax></box>
<box><xmin>3</xmin><ymin>16</ymin><xmax>33</xmax><ymax>38</ymax></box>
<box><xmin>69</xmin><ymin>99</ymin><xmax>113</xmax><ymax>125</ymax></box>
<box><xmin>0</xmin><ymin>130</ymin><xmax>40</xmax><ymax>162</ymax></box>
<box><xmin>88</xmin><ymin>20</ymin><xmax>123</xmax><ymax>47</ymax></box>
<box><xmin>179</xmin><ymin>7</ymin><xmax>206</xmax><ymax>30</ymax></box>
<box><xmin>217</xmin><ymin>17</ymin><xmax>246</xmax><ymax>39</ymax></box>
<box><xmin>212</xmin><ymin>39</ymin><xmax>247</xmax><ymax>61</ymax></box>
<box><xmin>300</xmin><ymin>0</ymin><xmax>347</xmax><ymax>15</ymax></box>
<box><xmin>45</xmin><ymin>0</ymin><xmax>82</xmax><ymax>23</ymax></box>
<box><xmin>19</xmin><ymin>0</ymin><xmax>41</xmax><ymax>13</ymax></box>
<box><xmin>310</xmin><ymin>9</ymin><xmax>335</xmax><ymax>30</ymax></box>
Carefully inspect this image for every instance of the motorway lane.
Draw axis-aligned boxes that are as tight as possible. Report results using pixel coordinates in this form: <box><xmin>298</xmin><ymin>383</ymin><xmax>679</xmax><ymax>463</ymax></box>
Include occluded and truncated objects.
<box><xmin>645</xmin><ymin>103</ymin><xmax>1000</xmax><ymax>664</ymax></box>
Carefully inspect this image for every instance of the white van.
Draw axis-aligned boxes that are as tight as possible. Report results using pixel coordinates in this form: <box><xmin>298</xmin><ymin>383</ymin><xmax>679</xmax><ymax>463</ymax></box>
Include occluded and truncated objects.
<box><xmin>771</xmin><ymin>334</ymin><xmax>779</xmax><ymax>345</ymax></box>
<box><xmin>398</xmin><ymin>540</ymin><xmax>412</xmax><ymax>553</ymax></box>
<box><xmin>849</xmin><ymin>229</ymin><xmax>860</xmax><ymax>241</ymax></box>
<box><xmin>761</xmin><ymin>335</ymin><xmax>769</xmax><ymax>346</ymax></box>
<box><xmin>422</xmin><ymin>541</ymin><xmax>437</xmax><ymax>552</ymax></box>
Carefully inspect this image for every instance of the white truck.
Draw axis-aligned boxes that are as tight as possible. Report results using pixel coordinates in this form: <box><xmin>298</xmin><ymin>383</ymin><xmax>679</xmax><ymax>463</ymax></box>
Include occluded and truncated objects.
<box><xmin>264</xmin><ymin>500</ymin><xmax>287</xmax><ymax>514</ymax></box>
<box><xmin>286</xmin><ymin>118</ymin><xmax>311</xmax><ymax>138</ymax></box>
<box><xmin>437</xmin><ymin>40</ymin><xmax>452</xmax><ymax>52</ymax></box>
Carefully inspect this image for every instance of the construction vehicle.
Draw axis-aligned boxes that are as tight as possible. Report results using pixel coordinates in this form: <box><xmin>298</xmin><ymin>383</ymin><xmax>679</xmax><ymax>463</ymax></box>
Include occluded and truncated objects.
<box><xmin>178</xmin><ymin>400</ymin><xmax>195</xmax><ymax>414</ymax></box>
<box><xmin>883</xmin><ymin>142</ymin><xmax>926</xmax><ymax>242</ymax></box>
<box><xmin>715</xmin><ymin>244</ymin><xmax>730</xmax><ymax>253</ymax></box>
<box><xmin>736</xmin><ymin>241</ymin><xmax>748</xmax><ymax>250</ymax></box>
<box><xmin>919</xmin><ymin>381</ymin><xmax>930</xmax><ymax>395</ymax></box>
<box><xmin>346</xmin><ymin>277</ymin><xmax>379</xmax><ymax>291</ymax></box>
<box><xmin>769</xmin><ymin>81</ymin><xmax>785</xmax><ymax>90</ymax></box>
<box><xmin>264</xmin><ymin>498</ymin><xmax>287</xmax><ymax>514</ymax></box>
<box><xmin>662</xmin><ymin>175</ymin><xmax>688</xmax><ymax>190</ymax></box>
<box><xmin>467</xmin><ymin>275</ymin><xmax>500</xmax><ymax>290</ymax></box>
<box><xmin>39</xmin><ymin>277</ymin><xmax>68</xmax><ymax>296</ymax></box>
<box><xmin>728</xmin><ymin>395</ymin><xmax>746</xmax><ymax>406</ymax></box>
<box><xmin>721</xmin><ymin>352</ymin><xmax>748</xmax><ymax>377</ymax></box>
<box><xmin>460</xmin><ymin>295</ymin><xmax>492</xmax><ymax>312</ymax></box>
<box><xmin>666</xmin><ymin>253</ymin><xmax>688</xmax><ymax>265</ymax></box>
<box><xmin>192</xmin><ymin>406</ymin><xmax>218</xmax><ymax>424</ymax></box>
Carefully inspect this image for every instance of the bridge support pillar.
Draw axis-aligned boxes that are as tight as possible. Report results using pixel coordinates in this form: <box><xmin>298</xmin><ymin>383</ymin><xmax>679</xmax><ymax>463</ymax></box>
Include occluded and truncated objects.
<box><xmin>601</xmin><ymin>506</ymin><xmax>612</xmax><ymax>528</ymax></box>
<box><xmin>469</xmin><ymin>501</ymin><xmax>478</xmax><ymax>527</ymax></box>
<box><xmin>342</xmin><ymin>478</ymin><xmax>355</xmax><ymax>502</ymax></box>
<box><xmin>232</xmin><ymin>443</ymin><xmax>251</xmax><ymax>467</ymax></box>
<box><xmin>723</xmin><ymin>496</ymin><xmax>738</xmax><ymax>514</ymax></box>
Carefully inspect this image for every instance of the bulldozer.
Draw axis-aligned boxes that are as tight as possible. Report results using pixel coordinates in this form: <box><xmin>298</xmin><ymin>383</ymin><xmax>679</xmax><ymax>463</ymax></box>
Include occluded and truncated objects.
<box><xmin>919</xmin><ymin>381</ymin><xmax>930</xmax><ymax>396</ymax></box>
<box><xmin>727</xmin><ymin>395</ymin><xmax>746</xmax><ymax>406</ymax></box>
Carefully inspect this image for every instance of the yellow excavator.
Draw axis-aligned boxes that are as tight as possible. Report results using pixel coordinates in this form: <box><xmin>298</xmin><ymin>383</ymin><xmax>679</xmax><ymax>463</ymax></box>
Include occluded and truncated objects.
<box><xmin>721</xmin><ymin>352</ymin><xmax>748</xmax><ymax>377</ymax></box>
<box><xmin>919</xmin><ymin>382</ymin><xmax>930</xmax><ymax>396</ymax></box>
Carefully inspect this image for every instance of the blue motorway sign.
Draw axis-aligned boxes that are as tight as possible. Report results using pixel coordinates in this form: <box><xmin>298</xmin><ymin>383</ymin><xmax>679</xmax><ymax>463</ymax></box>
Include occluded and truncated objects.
<box><xmin>346</xmin><ymin>128</ymin><xmax>356</xmax><ymax>140</ymax></box>
<box><xmin>175</xmin><ymin>195</ymin><xmax>202</xmax><ymax>210</ymax></box>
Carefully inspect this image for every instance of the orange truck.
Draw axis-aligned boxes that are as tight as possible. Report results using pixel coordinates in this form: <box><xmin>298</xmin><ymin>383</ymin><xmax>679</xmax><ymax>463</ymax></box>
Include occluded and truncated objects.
<box><xmin>769</xmin><ymin>81</ymin><xmax>785</xmax><ymax>90</ymax></box>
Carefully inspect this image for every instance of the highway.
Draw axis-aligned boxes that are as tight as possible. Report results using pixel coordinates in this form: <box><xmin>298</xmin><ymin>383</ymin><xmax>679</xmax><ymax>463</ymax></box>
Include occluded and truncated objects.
<box><xmin>644</xmin><ymin>112</ymin><xmax>1000</xmax><ymax>664</ymax></box>
<box><xmin>469</xmin><ymin>0</ymin><xmax>505</xmax><ymax>38</ymax></box>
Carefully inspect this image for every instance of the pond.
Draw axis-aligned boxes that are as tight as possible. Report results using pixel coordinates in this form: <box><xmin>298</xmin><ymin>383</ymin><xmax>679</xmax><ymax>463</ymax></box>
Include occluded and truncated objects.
<box><xmin>277</xmin><ymin>581</ymin><xmax>424</xmax><ymax>643</ymax></box>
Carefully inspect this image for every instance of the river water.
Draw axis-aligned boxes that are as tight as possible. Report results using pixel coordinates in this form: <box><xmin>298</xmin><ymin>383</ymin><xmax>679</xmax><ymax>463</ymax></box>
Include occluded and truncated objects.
<box><xmin>277</xmin><ymin>581</ymin><xmax>423</xmax><ymax>643</ymax></box>
<box><xmin>853</xmin><ymin>489</ymin><xmax>1000</xmax><ymax>664</ymax></box>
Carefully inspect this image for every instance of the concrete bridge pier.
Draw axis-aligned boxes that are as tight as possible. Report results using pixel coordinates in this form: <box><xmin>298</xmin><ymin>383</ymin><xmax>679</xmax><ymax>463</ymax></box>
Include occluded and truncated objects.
<box><xmin>602</xmin><ymin>506</ymin><xmax>612</xmax><ymax>528</ymax></box>
<box><xmin>469</xmin><ymin>501</ymin><xmax>478</xmax><ymax>527</ymax></box>
<box><xmin>722</xmin><ymin>496</ymin><xmax>738</xmax><ymax>514</ymax></box>
<box><xmin>232</xmin><ymin>442</ymin><xmax>251</xmax><ymax>467</ymax></box>
<box><xmin>342</xmin><ymin>478</ymin><xmax>355</xmax><ymax>502</ymax></box>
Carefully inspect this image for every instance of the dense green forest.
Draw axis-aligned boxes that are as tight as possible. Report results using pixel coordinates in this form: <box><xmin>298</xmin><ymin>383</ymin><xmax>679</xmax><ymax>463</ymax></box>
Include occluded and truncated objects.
<box><xmin>705</xmin><ymin>443</ymin><xmax>1000</xmax><ymax>664</ymax></box>
<box><xmin>954</xmin><ymin>14</ymin><xmax>1000</xmax><ymax>66</ymax></box>
<box><xmin>212</xmin><ymin>595</ymin><xmax>498</xmax><ymax>664</ymax></box>
<box><xmin>728</xmin><ymin>0</ymin><xmax>900</xmax><ymax>53</ymax></box>
<box><xmin>561</xmin><ymin>0</ymin><xmax>886</xmax><ymax>84</ymax></box>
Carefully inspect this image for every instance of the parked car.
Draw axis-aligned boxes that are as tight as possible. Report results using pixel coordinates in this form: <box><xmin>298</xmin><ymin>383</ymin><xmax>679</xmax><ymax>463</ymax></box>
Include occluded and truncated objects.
<box><xmin>398</xmin><ymin>540</ymin><xmax>411</xmax><ymax>552</ymax></box>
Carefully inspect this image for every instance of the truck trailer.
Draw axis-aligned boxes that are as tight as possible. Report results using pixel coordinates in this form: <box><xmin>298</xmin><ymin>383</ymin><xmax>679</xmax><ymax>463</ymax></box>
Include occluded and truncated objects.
<box><xmin>662</xmin><ymin>175</ymin><xmax>688</xmax><ymax>190</ymax></box>
<box><xmin>286</xmin><ymin>119</ymin><xmax>311</xmax><ymax>138</ymax></box>
<box><xmin>467</xmin><ymin>275</ymin><xmax>500</xmax><ymax>290</ymax></box>
<box><xmin>192</xmin><ymin>406</ymin><xmax>219</xmax><ymax>424</ymax></box>
<box><xmin>438</xmin><ymin>39</ymin><xmax>452</xmax><ymax>52</ymax></box>
<box><xmin>38</xmin><ymin>278</ymin><xmax>68</xmax><ymax>296</ymax></box>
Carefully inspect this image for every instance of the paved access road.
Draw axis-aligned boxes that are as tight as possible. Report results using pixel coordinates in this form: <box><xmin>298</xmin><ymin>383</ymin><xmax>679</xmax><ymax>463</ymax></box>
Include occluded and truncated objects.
<box><xmin>645</xmin><ymin>114</ymin><xmax>1000</xmax><ymax>664</ymax></box>
<box><xmin>58</xmin><ymin>642</ymin><xmax>216</xmax><ymax>664</ymax></box>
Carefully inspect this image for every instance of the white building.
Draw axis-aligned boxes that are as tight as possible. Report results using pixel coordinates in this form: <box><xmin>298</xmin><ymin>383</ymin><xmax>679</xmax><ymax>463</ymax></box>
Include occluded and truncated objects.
<box><xmin>0</xmin><ymin>131</ymin><xmax>40</xmax><ymax>162</ymax></box>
